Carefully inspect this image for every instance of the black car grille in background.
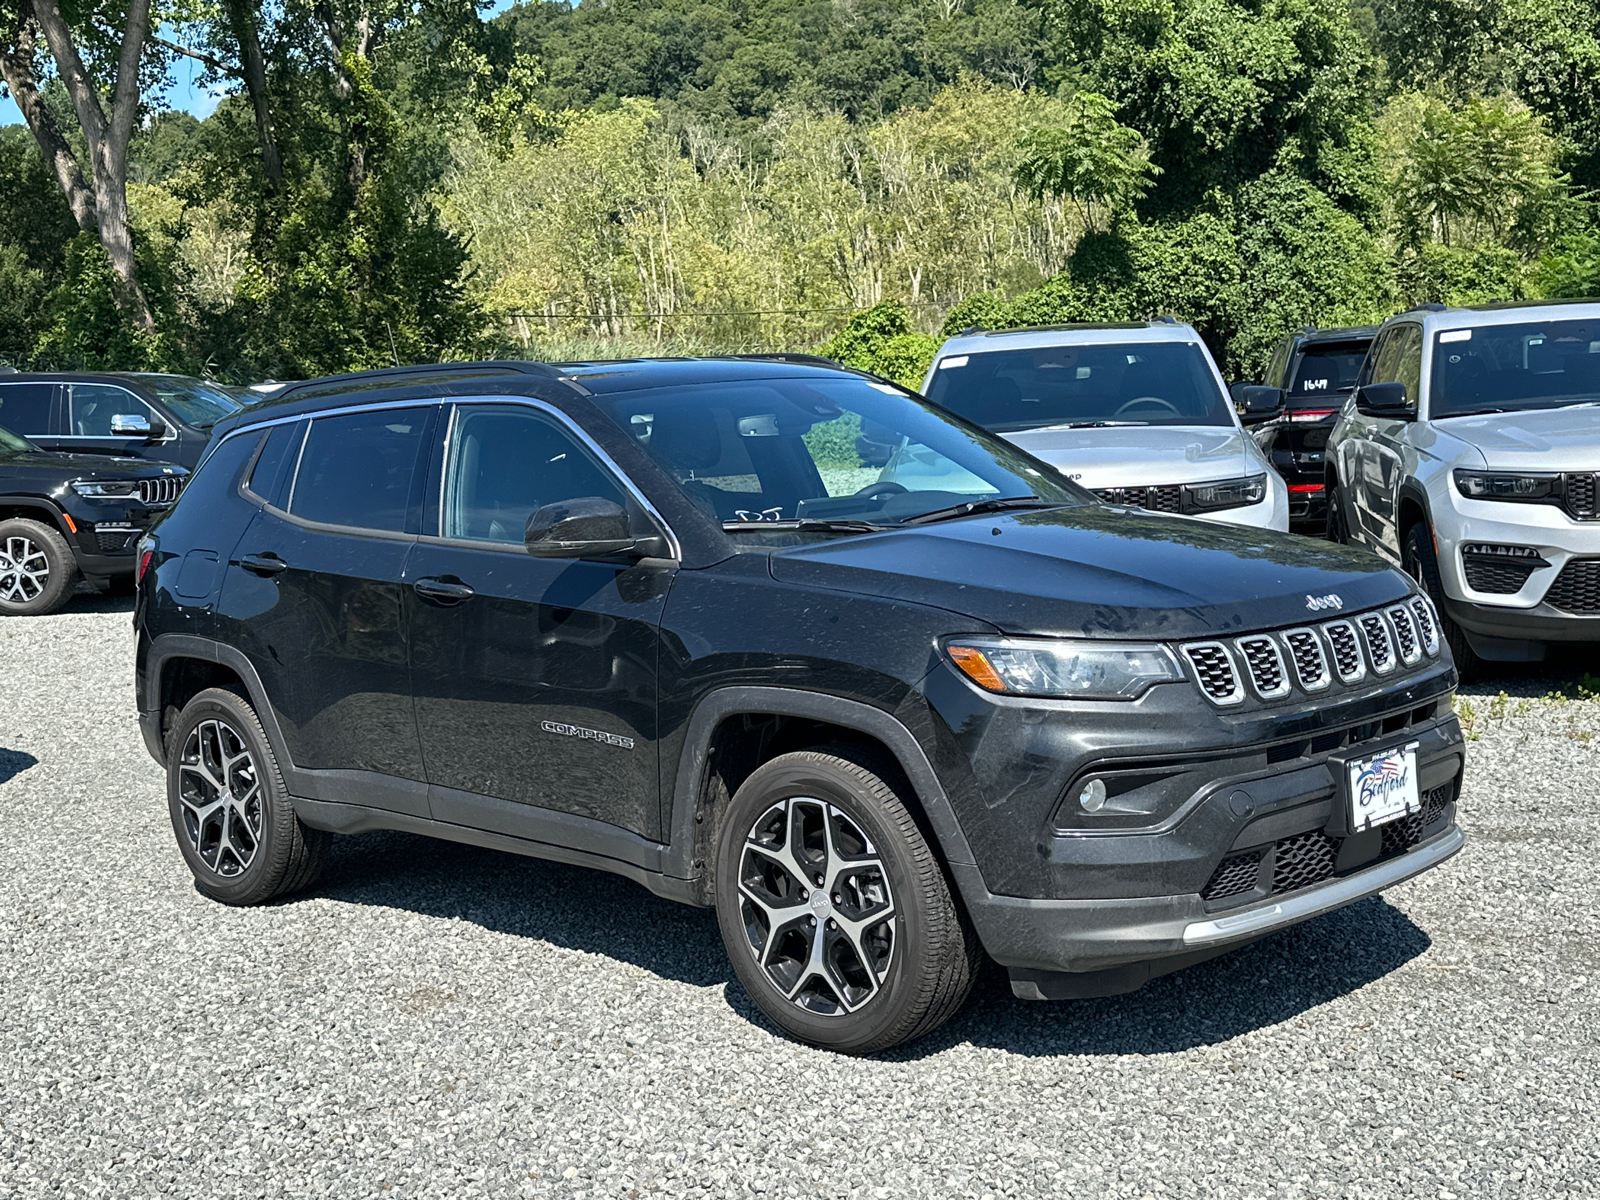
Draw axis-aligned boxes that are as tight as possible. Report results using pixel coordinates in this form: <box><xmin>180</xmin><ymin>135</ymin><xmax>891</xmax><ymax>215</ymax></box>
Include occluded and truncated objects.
<box><xmin>1201</xmin><ymin>782</ymin><xmax>1455</xmax><ymax>903</ymax></box>
<box><xmin>137</xmin><ymin>477</ymin><xmax>182</xmax><ymax>507</ymax></box>
<box><xmin>1563</xmin><ymin>473</ymin><xmax>1597</xmax><ymax>520</ymax></box>
<box><xmin>1544</xmin><ymin>558</ymin><xmax>1600</xmax><ymax>614</ymax></box>
<box><xmin>94</xmin><ymin>527</ymin><xmax>138</xmax><ymax>553</ymax></box>
<box><xmin>1463</xmin><ymin>553</ymin><xmax>1538</xmax><ymax>594</ymax></box>
<box><xmin>1095</xmin><ymin>484</ymin><xmax>1183</xmax><ymax>513</ymax></box>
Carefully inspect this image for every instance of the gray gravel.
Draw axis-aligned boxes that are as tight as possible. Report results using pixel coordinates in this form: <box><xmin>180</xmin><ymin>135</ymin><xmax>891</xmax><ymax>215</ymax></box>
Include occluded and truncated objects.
<box><xmin>3</xmin><ymin>598</ymin><xmax>1598</xmax><ymax>1199</ymax></box>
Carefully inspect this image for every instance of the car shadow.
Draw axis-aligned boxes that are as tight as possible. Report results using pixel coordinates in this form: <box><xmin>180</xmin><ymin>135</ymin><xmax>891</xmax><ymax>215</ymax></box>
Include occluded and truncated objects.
<box><xmin>66</xmin><ymin>589</ymin><xmax>137</xmax><ymax>615</ymax></box>
<box><xmin>0</xmin><ymin>748</ymin><xmax>38</xmax><ymax>784</ymax></box>
<box><xmin>311</xmin><ymin>830</ymin><xmax>1433</xmax><ymax>1057</ymax></box>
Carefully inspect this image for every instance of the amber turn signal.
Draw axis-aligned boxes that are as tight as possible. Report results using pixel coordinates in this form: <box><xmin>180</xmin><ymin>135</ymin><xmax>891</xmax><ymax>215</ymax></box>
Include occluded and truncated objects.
<box><xmin>945</xmin><ymin>644</ymin><xmax>1008</xmax><ymax>692</ymax></box>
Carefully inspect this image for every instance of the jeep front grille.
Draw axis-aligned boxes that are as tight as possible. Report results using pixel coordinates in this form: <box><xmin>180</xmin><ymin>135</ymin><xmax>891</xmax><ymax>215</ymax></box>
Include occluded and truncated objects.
<box><xmin>1563</xmin><ymin>473</ymin><xmax>1596</xmax><ymax>520</ymax></box>
<box><xmin>137</xmin><ymin>477</ymin><xmax>183</xmax><ymax>507</ymax></box>
<box><xmin>1324</xmin><ymin>620</ymin><xmax>1365</xmax><ymax>684</ymax></box>
<box><xmin>1410</xmin><ymin>595</ymin><xmax>1440</xmax><ymax>655</ymax></box>
<box><xmin>1235</xmin><ymin>635</ymin><xmax>1290</xmax><ymax>699</ymax></box>
<box><xmin>1094</xmin><ymin>484</ymin><xmax>1183</xmax><ymax>514</ymax></box>
<box><xmin>1282</xmin><ymin>628</ymin><xmax>1330</xmax><ymax>691</ymax></box>
<box><xmin>1544</xmin><ymin>558</ymin><xmax>1600</xmax><ymax>614</ymax></box>
<box><xmin>1386</xmin><ymin>604</ymin><xmax>1422</xmax><ymax>664</ymax></box>
<box><xmin>1357</xmin><ymin>613</ymin><xmax>1396</xmax><ymax>673</ymax></box>
<box><xmin>1181</xmin><ymin>642</ymin><xmax>1243</xmax><ymax>705</ymax></box>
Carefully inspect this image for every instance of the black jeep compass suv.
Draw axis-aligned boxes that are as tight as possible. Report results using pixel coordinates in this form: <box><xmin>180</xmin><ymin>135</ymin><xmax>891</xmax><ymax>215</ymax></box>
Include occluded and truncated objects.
<box><xmin>135</xmin><ymin>359</ymin><xmax>1465</xmax><ymax>1052</ymax></box>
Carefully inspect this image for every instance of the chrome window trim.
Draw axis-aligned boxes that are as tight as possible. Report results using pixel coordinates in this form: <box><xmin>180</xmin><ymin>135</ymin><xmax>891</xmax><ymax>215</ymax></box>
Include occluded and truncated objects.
<box><xmin>1232</xmin><ymin>634</ymin><xmax>1291</xmax><ymax>700</ymax></box>
<box><xmin>1179</xmin><ymin>640</ymin><xmax>1245</xmax><ymax>706</ymax></box>
<box><xmin>1280</xmin><ymin>627</ymin><xmax>1331</xmax><ymax>692</ymax></box>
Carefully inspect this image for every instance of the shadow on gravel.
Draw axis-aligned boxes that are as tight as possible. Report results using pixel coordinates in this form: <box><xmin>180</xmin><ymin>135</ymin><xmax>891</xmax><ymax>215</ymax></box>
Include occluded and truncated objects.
<box><xmin>311</xmin><ymin>829</ymin><xmax>1433</xmax><ymax>1057</ymax></box>
<box><xmin>1458</xmin><ymin>645</ymin><xmax>1600</xmax><ymax>696</ymax></box>
<box><xmin>0</xmin><ymin>748</ymin><xmax>38</xmax><ymax>784</ymax></box>
<box><xmin>64</xmin><ymin>591</ymin><xmax>136</xmax><ymax>615</ymax></box>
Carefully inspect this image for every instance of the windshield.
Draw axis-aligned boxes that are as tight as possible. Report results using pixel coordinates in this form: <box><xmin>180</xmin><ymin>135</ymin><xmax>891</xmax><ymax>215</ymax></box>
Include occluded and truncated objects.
<box><xmin>1432</xmin><ymin>318</ymin><xmax>1600</xmax><ymax>417</ymax></box>
<box><xmin>1290</xmin><ymin>344</ymin><xmax>1369</xmax><ymax>396</ymax></box>
<box><xmin>0</xmin><ymin>422</ymin><xmax>33</xmax><ymax>454</ymax></box>
<box><xmin>592</xmin><ymin>375</ymin><xmax>1089</xmax><ymax>534</ymax></box>
<box><xmin>145</xmin><ymin>376</ymin><xmax>243</xmax><ymax>427</ymax></box>
<box><xmin>924</xmin><ymin>341</ymin><xmax>1234</xmax><ymax>432</ymax></box>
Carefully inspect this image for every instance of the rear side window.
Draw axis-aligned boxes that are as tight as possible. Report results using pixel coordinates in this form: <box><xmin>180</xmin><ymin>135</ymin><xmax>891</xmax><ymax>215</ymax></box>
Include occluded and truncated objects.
<box><xmin>0</xmin><ymin>383</ymin><xmax>53</xmax><ymax>433</ymax></box>
<box><xmin>289</xmin><ymin>408</ymin><xmax>430</xmax><ymax>532</ymax></box>
<box><xmin>244</xmin><ymin>421</ymin><xmax>304</xmax><ymax>505</ymax></box>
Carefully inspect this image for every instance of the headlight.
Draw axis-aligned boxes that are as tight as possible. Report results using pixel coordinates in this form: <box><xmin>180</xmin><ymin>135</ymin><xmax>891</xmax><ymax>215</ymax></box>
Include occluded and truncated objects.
<box><xmin>1185</xmin><ymin>474</ymin><xmax>1267</xmax><ymax>511</ymax></box>
<box><xmin>70</xmin><ymin>479</ymin><xmax>139</xmax><ymax>499</ymax></box>
<box><xmin>944</xmin><ymin>637</ymin><xmax>1183</xmax><ymax>699</ymax></box>
<box><xmin>1452</xmin><ymin>470</ymin><xmax>1558</xmax><ymax>501</ymax></box>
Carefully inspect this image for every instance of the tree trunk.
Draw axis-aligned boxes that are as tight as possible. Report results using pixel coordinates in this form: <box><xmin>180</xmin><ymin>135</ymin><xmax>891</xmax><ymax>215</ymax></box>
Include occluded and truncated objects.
<box><xmin>0</xmin><ymin>11</ymin><xmax>97</xmax><ymax>233</ymax></box>
<box><xmin>222</xmin><ymin>0</ymin><xmax>283</xmax><ymax>190</ymax></box>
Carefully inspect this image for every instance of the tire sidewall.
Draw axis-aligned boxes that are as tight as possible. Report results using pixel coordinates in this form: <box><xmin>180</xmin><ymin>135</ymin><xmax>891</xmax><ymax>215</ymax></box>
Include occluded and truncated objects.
<box><xmin>713</xmin><ymin>754</ymin><xmax>939</xmax><ymax>1053</ymax></box>
<box><xmin>0</xmin><ymin>518</ymin><xmax>75</xmax><ymax>616</ymax></box>
<box><xmin>1404</xmin><ymin>522</ymin><xmax>1480</xmax><ymax>681</ymax></box>
<box><xmin>167</xmin><ymin>690</ymin><xmax>296</xmax><ymax>905</ymax></box>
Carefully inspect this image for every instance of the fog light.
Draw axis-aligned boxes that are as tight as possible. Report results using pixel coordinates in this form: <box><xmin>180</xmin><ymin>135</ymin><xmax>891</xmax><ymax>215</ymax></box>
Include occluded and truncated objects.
<box><xmin>1078</xmin><ymin>778</ymin><xmax>1107</xmax><ymax>812</ymax></box>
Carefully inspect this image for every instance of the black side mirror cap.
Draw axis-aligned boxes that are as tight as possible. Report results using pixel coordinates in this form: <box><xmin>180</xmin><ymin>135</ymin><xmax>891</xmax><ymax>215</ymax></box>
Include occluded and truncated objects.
<box><xmin>1355</xmin><ymin>381</ymin><xmax>1413</xmax><ymax>419</ymax></box>
<box><xmin>524</xmin><ymin>496</ymin><xmax>667</xmax><ymax>560</ymax></box>
<box><xmin>1237</xmin><ymin>385</ymin><xmax>1284</xmax><ymax>422</ymax></box>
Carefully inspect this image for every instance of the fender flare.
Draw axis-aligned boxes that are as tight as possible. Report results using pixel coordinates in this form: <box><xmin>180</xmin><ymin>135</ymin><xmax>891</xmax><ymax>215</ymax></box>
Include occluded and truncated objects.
<box><xmin>665</xmin><ymin>685</ymin><xmax>979</xmax><ymax>885</ymax></box>
<box><xmin>1396</xmin><ymin>479</ymin><xmax>1434</xmax><ymax>541</ymax></box>
<box><xmin>0</xmin><ymin>495</ymin><xmax>74</xmax><ymax>540</ymax></box>
<box><xmin>143</xmin><ymin>633</ymin><xmax>297</xmax><ymax>773</ymax></box>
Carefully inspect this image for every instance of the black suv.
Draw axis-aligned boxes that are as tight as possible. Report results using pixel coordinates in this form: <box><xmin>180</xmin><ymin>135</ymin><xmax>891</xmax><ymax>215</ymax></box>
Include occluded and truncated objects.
<box><xmin>136</xmin><ymin>359</ymin><xmax>1465</xmax><ymax>1052</ymax></box>
<box><xmin>1242</xmin><ymin>326</ymin><xmax>1378</xmax><ymax>533</ymax></box>
<box><xmin>0</xmin><ymin>372</ymin><xmax>246</xmax><ymax>470</ymax></box>
<box><xmin>0</xmin><ymin>422</ymin><xmax>184</xmax><ymax>613</ymax></box>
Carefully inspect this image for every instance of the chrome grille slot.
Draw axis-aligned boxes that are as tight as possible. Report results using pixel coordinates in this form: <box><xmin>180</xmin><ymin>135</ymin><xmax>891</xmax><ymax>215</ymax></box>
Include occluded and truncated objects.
<box><xmin>137</xmin><ymin>476</ymin><xmax>182</xmax><ymax>507</ymax></box>
<box><xmin>1181</xmin><ymin>642</ymin><xmax>1244</xmax><ymax>705</ymax></box>
<box><xmin>1234</xmin><ymin>635</ymin><xmax>1290</xmax><ymax>699</ymax></box>
<box><xmin>1322</xmin><ymin>620</ymin><xmax>1366</xmax><ymax>684</ymax></box>
<box><xmin>1410</xmin><ymin>595</ymin><xmax>1440</xmax><ymax>656</ymax></box>
<box><xmin>1281</xmin><ymin>628</ymin><xmax>1330</xmax><ymax>691</ymax></box>
<box><xmin>1358</xmin><ymin>613</ymin><xmax>1396</xmax><ymax>674</ymax></box>
<box><xmin>1386</xmin><ymin>604</ymin><xmax>1422</xmax><ymax>664</ymax></box>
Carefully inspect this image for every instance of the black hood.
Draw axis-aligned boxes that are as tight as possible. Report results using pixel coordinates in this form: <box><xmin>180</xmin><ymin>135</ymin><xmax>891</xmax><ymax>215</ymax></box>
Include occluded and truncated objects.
<box><xmin>768</xmin><ymin>506</ymin><xmax>1408</xmax><ymax>639</ymax></box>
<box><xmin>0</xmin><ymin>450</ymin><xmax>184</xmax><ymax>480</ymax></box>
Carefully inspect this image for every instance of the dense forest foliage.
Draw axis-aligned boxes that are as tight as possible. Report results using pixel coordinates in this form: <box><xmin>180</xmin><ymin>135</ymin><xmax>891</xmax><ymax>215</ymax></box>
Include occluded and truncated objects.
<box><xmin>1</xmin><ymin>0</ymin><xmax>1598</xmax><ymax>382</ymax></box>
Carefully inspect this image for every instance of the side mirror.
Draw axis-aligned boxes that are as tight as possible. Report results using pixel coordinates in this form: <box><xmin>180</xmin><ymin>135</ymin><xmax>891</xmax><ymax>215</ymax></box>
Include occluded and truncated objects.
<box><xmin>524</xmin><ymin>496</ymin><xmax>668</xmax><ymax>560</ymax></box>
<box><xmin>1355</xmin><ymin>381</ymin><xmax>1413</xmax><ymax>419</ymax></box>
<box><xmin>1238</xmin><ymin>385</ymin><xmax>1284</xmax><ymax>423</ymax></box>
<box><xmin>111</xmin><ymin>413</ymin><xmax>157</xmax><ymax>439</ymax></box>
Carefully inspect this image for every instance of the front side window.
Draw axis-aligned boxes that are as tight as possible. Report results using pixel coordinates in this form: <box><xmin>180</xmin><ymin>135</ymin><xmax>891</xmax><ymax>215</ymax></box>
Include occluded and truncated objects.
<box><xmin>69</xmin><ymin>384</ymin><xmax>154</xmax><ymax>437</ymax></box>
<box><xmin>1431</xmin><ymin>317</ymin><xmax>1600</xmax><ymax>418</ymax></box>
<box><xmin>0</xmin><ymin>383</ymin><xmax>53</xmax><ymax>433</ymax></box>
<box><xmin>592</xmin><ymin>375</ymin><xmax>1086</xmax><ymax>535</ymax></box>
<box><xmin>924</xmin><ymin>341</ymin><xmax>1234</xmax><ymax>432</ymax></box>
<box><xmin>441</xmin><ymin>405</ymin><xmax>628</xmax><ymax>545</ymax></box>
<box><xmin>289</xmin><ymin>408</ymin><xmax>430</xmax><ymax>532</ymax></box>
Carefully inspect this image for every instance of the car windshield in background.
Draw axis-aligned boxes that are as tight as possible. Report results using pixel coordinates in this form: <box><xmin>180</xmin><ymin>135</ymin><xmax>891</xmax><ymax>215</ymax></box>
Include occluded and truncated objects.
<box><xmin>146</xmin><ymin>377</ymin><xmax>243</xmax><ymax>427</ymax></box>
<box><xmin>0</xmin><ymin>423</ymin><xmax>33</xmax><ymax>454</ymax></box>
<box><xmin>924</xmin><ymin>341</ymin><xmax>1234</xmax><ymax>432</ymax></box>
<box><xmin>1290</xmin><ymin>345</ymin><xmax>1368</xmax><ymax>396</ymax></box>
<box><xmin>592</xmin><ymin>375</ymin><xmax>1088</xmax><ymax>534</ymax></box>
<box><xmin>1432</xmin><ymin>319</ymin><xmax>1600</xmax><ymax>418</ymax></box>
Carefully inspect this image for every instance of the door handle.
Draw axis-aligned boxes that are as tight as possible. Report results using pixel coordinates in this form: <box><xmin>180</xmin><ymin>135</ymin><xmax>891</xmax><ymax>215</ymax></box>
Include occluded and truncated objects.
<box><xmin>239</xmin><ymin>553</ymin><xmax>288</xmax><ymax>576</ymax></box>
<box><xmin>413</xmin><ymin>577</ymin><xmax>475</xmax><ymax>603</ymax></box>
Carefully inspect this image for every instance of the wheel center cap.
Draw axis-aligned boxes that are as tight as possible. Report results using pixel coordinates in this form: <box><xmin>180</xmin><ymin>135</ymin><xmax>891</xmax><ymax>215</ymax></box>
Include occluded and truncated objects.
<box><xmin>809</xmin><ymin>890</ymin><xmax>831</xmax><ymax>917</ymax></box>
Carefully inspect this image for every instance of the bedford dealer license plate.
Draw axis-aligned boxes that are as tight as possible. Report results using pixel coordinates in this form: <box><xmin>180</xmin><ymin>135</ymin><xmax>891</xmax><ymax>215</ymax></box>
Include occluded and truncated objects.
<box><xmin>1347</xmin><ymin>743</ymin><xmax>1421</xmax><ymax>830</ymax></box>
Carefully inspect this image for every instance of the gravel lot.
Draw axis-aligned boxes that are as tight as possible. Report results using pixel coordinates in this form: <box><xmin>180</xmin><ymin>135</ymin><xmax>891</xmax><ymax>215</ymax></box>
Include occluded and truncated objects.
<box><xmin>3</xmin><ymin>597</ymin><xmax>1598</xmax><ymax>1199</ymax></box>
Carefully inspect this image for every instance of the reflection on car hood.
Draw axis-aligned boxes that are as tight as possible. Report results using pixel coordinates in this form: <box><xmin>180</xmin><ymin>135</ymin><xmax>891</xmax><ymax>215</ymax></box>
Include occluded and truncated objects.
<box><xmin>2</xmin><ymin>451</ymin><xmax>182</xmax><ymax>478</ymax></box>
<box><xmin>1433</xmin><ymin>406</ymin><xmax>1600</xmax><ymax>469</ymax></box>
<box><xmin>1000</xmin><ymin>425</ymin><xmax>1262</xmax><ymax>488</ymax></box>
<box><xmin>769</xmin><ymin>506</ymin><xmax>1407</xmax><ymax>638</ymax></box>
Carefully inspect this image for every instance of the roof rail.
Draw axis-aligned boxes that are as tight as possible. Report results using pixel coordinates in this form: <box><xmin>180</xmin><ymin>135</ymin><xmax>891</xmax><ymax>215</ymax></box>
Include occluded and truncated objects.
<box><xmin>725</xmin><ymin>352</ymin><xmax>846</xmax><ymax>369</ymax></box>
<box><xmin>271</xmin><ymin>359</ymin><xmax>566</xmax><ymax>402</ymax></box>
<box><xmin>1151</xmin><ymin>314</ymin><xmax>1179</xmax><ymax>324</ymax></box>
<box><xmin>958</xmin><ymin>324</ymin><xmax>984</xmax><ymax>335</ymax></box>
<box><xmin>1418</xmin><ymin>302</ymin><xmax>1448</xmax><ymax>312</ymax></box>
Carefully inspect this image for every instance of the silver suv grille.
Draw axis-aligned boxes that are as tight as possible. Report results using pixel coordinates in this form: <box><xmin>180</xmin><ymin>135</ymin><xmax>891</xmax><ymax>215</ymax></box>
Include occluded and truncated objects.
<box><xmin>1181</xmin><ymin>600</ymin><xmax>1443</xmax><ymax>707</ymax></box>
<box><xmin>137</xmin><ymin>477</ymin><xmax>183</xmax><ymax>507</ymax></box>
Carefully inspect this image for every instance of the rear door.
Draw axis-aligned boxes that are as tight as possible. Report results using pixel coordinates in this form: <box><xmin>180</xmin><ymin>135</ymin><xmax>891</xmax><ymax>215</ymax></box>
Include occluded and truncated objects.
<box><xmin>405</xmin><ymin>399</ymin><xmax>673</xmax><ymax>842</ymax></box>
<box><xmin>0</xmin><ymin>381</ymin><xmax>58</xmax><ymax>443</ymax></box>
<box><xmin>215</xmin><ymin>403</ymin><xmax>437</xmax><ymax>816</ymax></box>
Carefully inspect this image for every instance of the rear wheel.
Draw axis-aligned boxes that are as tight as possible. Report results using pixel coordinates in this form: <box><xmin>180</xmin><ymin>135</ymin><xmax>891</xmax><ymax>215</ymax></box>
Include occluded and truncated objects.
<box><xmin>713</xmin><ymin>748</ymin><xmax>979</xmax><ymax>1054</ymax></box>
<box><xmin>0</xmin><ymin>518</ymin><xmax>78</xmax><ymax>616</ymax></box>
<box><xmin>167</xmin><ymin>687</ymin><xmax>329</xmax><ymax>905</ymax></box>
<box><xmin>1404</xmin><ymin>522</ymin><xmax>1482</xmax><ymax>683</ymax></box>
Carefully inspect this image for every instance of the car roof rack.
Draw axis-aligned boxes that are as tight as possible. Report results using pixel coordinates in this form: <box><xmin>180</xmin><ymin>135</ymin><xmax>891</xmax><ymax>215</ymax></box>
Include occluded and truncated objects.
<box><xmin>724</xmin><ymin>352</ymin><xmax>846</xmax><ymax>369</ymax></box>
<box><xmin>271</xmin><ymin>359</ymin><xmax>567</xmax><ymax>403</ymax></box>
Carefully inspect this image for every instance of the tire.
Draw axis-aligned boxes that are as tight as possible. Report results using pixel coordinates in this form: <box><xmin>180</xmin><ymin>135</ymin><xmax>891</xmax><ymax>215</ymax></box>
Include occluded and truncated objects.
<box><xmin>1326</xmin><ymin>478</ymin><xmax>1350</xmax><ymax>545</ymax></box>
<box><xmin>713</xmin><ymin>747</ymin><xmax>979</xmax><ymax>1054</ymax></box>
<box><xmin>166</xmin><ymin>687</ymin><xmax>329</xmax><ymax>905</ymax></box>
<box><xmin>1404</xmin><ymin>522</ymin><xmax>1482</xmax><ymax>683</ymax></box>
<box><xmin>0</xmin><ymin>517</ymin><xmax>79</xmax><ymax>616</ymax></box>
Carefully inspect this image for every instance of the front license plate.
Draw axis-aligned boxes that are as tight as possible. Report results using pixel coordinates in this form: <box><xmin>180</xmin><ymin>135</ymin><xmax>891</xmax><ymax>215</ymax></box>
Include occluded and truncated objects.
<box><xmin>1347</xmin><ymin>743</ymin><xmax>1421</xmax><ymax>831</ymax></box>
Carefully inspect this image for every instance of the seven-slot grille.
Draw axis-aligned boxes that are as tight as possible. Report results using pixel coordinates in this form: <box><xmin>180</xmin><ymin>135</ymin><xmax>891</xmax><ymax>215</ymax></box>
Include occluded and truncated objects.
<box><xmin>1180</xmin><ymin>599</ymin><xmax>1443</xmax><ymax>707</ymax></box>
<box><xmin>137</xmin><ymin>477</ymin><xmax>182</xmax><ymax>507</ymax></box>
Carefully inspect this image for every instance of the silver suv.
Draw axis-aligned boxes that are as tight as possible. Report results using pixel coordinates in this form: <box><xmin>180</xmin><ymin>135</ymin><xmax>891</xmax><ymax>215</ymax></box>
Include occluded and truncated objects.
<box><xmin>920</xmin><ymin>322</ymin><xmax>1290</xmax><ymax>530</ymax></box>
<box><xmin>1326</xmin><ymin>300</ymin><xmax>1600</xmax><ymax>678</ymax></box>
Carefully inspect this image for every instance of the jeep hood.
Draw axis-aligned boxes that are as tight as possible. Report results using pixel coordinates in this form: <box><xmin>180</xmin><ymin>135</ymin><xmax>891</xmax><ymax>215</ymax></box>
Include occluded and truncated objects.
<box><xmin>1433</xmin><ymin>405</ymin><xmax>1600</xmax><ymax>470</ymax></box>
<box><xmin>768</xmin><ymin>506</ymin><xmax>1407</xmax><ymax>639</ymax></box>
<box><xmin>999</xmin><ymin>425</ymin><xmax>1261</xmax><ymax>489</ymax></box>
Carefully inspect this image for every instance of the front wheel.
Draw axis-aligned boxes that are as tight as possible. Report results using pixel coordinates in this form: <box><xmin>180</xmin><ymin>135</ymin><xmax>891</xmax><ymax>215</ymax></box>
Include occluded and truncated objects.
<box><xmin>713</xmin><ymin>748</ymin><xmax>979</xmax><ymax>1054</ymax></box>
<box><xmin>0</xmin><ymin>518</ymin><xmax>79</xmax><ymax>615</ymax></box>
<box><xmin>1326</xmin><ymin>478</ymin><xmax>1350</xmax><ymax>545</ymax></box>
<box><xmin>1404</xmin><ymin>522</ymin><xmax>1482</xmax><ymax>683</ymax></box>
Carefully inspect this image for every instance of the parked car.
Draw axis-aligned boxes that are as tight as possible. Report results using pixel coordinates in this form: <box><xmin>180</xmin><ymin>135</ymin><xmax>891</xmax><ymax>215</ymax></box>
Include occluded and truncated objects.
<box><xmin>1325</xmin><ymin>299</ymin><xmax>1600</xmax><ymax>680</ymax></box>
<box><xmin>1243</xmin><ymin>325</ymin><xmax>1378</xmax><ymax>534</ymax></box>
<box><xmin>918</xmin><ymin>321</ymin><xmax>1290</xmax><ymax>530</ymax></box>
<box><xmin>0</xmin><ymin>421</ymin><xmax>184</xmax><ymax>614</ymax></box>
<box><xmin>137</xmin><ymin>358</ymin><xmax>1462</xmax><ymax>1053</ymax></box>
<box><xmin>0</xmin><ymin>372</ymin><xmax>246</xmax><ymax>470</ymax></box>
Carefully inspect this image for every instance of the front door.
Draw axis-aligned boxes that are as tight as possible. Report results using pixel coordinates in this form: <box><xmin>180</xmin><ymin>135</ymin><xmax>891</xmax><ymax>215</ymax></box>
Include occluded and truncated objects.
<box><xmin>406</xmin><ymin>401</ymin><xmax>673</xmax><ymax>841</ymax></box>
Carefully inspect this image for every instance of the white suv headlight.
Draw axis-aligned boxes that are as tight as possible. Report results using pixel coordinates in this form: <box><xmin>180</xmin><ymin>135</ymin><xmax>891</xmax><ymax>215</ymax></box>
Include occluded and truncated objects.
<box><xmin>944</xmin><ymin>637</ymin><xmax>1183</xmax><ymax>699</ymax></box>
<box><xmin>1186</xmin><ymin>474</ymin><xmax>1267</xmax><ymax>511</ymax></box>
<box><xmin>1452</xmin><ymin>469</ymin><xmax>1559</xmax><ymax>501</ymax></box>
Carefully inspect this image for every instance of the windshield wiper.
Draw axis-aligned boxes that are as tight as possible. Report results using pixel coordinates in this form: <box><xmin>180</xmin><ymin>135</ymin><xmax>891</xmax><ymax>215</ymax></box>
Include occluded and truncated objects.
<box><xmin>1436</xmin><ymin>407</ymin><xmax>1510</xmax><ymax>419</ymax></box>
<box><xmin>721</xmin><ymin>518</ymin><xmax>887</xmax><ymax>534</ymax></box>
<box><xmin>1039</xmin><ymin>420</ymin><xmax>1150</xmax><ymax>430</ymax></box>
<box><xmin>896</xmin><ymin>496</ymin><xmax>1061</xmax><ymax>526</ymax></box>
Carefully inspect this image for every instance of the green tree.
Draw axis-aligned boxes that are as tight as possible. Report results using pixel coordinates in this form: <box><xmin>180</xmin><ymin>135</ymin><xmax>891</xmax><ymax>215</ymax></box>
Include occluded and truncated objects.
<box><xmin>1013</xmin><ymin>90</ymin><xmax>1159</xmax><ymax>230</ymax></box>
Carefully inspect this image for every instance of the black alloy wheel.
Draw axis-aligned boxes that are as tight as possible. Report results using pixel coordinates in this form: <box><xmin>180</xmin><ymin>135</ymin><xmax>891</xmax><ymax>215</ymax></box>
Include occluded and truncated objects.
<box><xmin>0</xmin><ymin>518</ymin><xmax>78</xmax><ymax>616</ymax></box>
<box><xmin>167</xmin><ymin>688</ymin><xmax>329</xmax><ymax>905</ymax></box>
<box><xmin>714</xmin><ymin>748</ymin><xmax>979</xmax><ymax>1053</ymax></box>
<box><xmin>1403</xmin><ymin>522</ymin><xmax>1482</xmax><ymax>683</ymax></box>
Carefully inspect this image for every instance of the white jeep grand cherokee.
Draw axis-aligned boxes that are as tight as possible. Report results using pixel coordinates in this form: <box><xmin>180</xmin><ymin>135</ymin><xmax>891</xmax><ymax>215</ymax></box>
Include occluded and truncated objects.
<box><xmin>1326</xmin><ymin>299</ymin><xmax>1600</xmax><ymax>678</ymax></box>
